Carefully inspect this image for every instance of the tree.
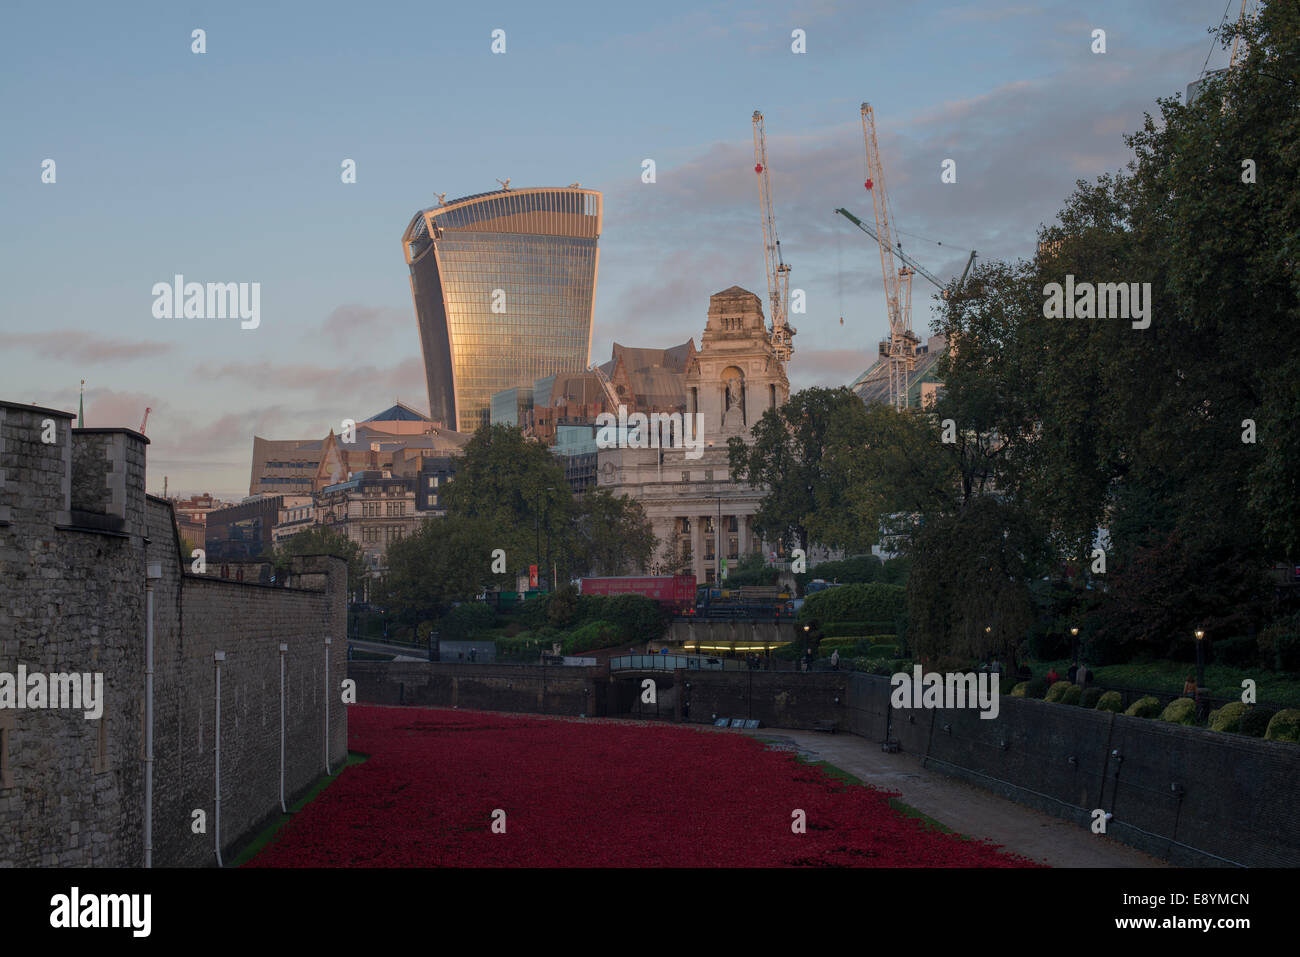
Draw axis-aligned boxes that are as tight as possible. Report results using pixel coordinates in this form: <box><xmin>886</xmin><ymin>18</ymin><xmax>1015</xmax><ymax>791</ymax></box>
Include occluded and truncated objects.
<box><xmin>271</xmin><ymin>525</ymin><xmax>368</xmax><ymax>599</ymax></box>
<box><xmin>379</xmin><ymin>515</ymin><xmax>499</xmax><ymax>623</ymax></box>
<box><xmin>569</xmin><ymin>489</ymin><xmax>657</xmax><ymax>577</ymax></box>
<box><xmin>728</xmin><ymin>387</ymin><xmax>875</xmax><ymax>554</ymax></box>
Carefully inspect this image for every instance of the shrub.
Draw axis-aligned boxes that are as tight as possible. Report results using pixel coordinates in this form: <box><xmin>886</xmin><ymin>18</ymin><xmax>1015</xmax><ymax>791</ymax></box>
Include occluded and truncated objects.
<box><xmin>563</xmin><ymin>620</ymin><xmax>620</xmax><ymax>655</ymax></box>
<box><xmin>1080</xmin><ymin>687</ymin><xmax>1103</xmax><ymax>709</ymax></box>
<box><xmin>1159</xmin><ymin>697</ymin><xmax>1198</xmax><ymax>725</ymax></box>
<box><xmin>516</xmin><ymin>594</ymin><xmax>551</xmax><ymax>630</ymax></box>
<box><xmin>440</xmin><ymin>602</ymin><xmax>496</xmax><ymax>642</ymax></box>
<box><xmin>1060</xmin><ymin>684</ymin><xmax>1083</xmax><ymax>706</ymax></box>
<box><xmin>1045</xmin><ymin>680</ymin><xmax>1074</xmax><ymax>703</ymax></box>
<box><xmin>1239</xmin><ymin>706</ymin><xmax>1277</xmax><ymax>738</ymax></box>
<box><xmin>1208</xmin><ymin>701</ymin><xmax>1248</xmax><ymax>733</ymax></box>
<box><xmin>1125</xmin><ymin>696</ymin><xmax>1162</xmax><ymax>718</ymax></box>
<box><xmin>1010</xmin><ymin>681</ymin><xmax>1030</xmax><ymax>697</ymax></box>
<box><xmin>547</xmin><ymin>584</ymin><xmax>580</xmax><ymax>627</ymax></box>
<box><xmin>1264</xmin><ymin>709</ymin><xmax>1300</xmax><ymax>743</ymax></box>
<box><xmin>866</xmin><ymin>644</ymin><xmax>897</xmax><ymax>659</ymax></box>
<box><xmin>1096</xmin><ymin>691</ymin><xmax>1123</xmax><ymax>713</ymax></box>
<box><xmin>503</xmin><ymin>621</ymin><xmax>522</xmax><ymax>638</ymax></box>
<box><xmin>1023</xmin><ymin>677</ymin><xmax>1050</xmax><ymax>700</ymax></box>
<box><xmin>800</xmin><ymin>583</ymin><xmax>906</xmax><ymax>626</ymax></box>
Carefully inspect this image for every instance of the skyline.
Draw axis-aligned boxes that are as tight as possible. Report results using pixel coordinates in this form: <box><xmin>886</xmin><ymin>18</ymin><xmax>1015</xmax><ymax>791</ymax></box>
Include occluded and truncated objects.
<box><xmin>0</xmin><ymin>0</ymin><xmax>1237</xmax><ymax>498</ymax></box>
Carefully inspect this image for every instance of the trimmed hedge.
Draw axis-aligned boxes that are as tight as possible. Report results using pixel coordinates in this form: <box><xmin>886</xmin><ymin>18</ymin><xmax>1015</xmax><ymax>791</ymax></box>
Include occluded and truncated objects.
<box><xmin>1239</xmin><ymin>707</ymin><xmax>1277</xmax><ymax>738</ymax></box>
<box><xmin>1264</xmin><ymin>709</ymin><xmax>1300</xmax><ymax>742</ymax></box>
<box><xmin>1023</xmin><ymin>677</ymin><xmax>1049</xmax><ymax>699</ymax></box>
<box><xmin>799</xmin><ymin>583</ymin><xmax>906</xmax><ymax>626</ymax></box>
<box><xmin>1125</xmin><ymin>696</ymin><xmax>1162</xmax><ymax>718</ymax></box>
<box><xmin>1060</xmin><ymin>684</ymin><xmax>1083</xmax><ymax>706</ymax></box>
<box><xmin>1096</xmin><ymin>691</ymin><xmax>1123</xmax><ymax>713</ymax></box>
<box><xmin>1159</xmin><ymin>697</ymin><xmax>1198</xmax><ymax>725</ymax></box>
<box><xmin>563</xmin><ymin>620</ymin><xmax>621</xmax><ymax>655</ymax></box>
<box><xmin>1208</xmin><ymin>701</ymin><xmax>1247</xmax><ymax>733</ymax></box>
<box><xmin>1079</xmin><ymin>687</ymin><xmax>1103</xmax><ymax>709</ymax></box>
<box><xmin>1044</xmin><ymin>680</ymin><xmax>1074</xmax><ymax>703</ymax></box>
<box><xmin>1010</xmin><ymin>681</ymin><xmax>1029</xmax><ymax>697</ymax></box>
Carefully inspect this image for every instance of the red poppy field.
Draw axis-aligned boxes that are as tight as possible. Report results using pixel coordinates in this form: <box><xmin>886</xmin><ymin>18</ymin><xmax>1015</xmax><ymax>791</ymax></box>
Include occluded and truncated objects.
<box><xmin>246</xmin><ymin>705</ymin><xmax>1040</xmax><ymax>867</ymax></box>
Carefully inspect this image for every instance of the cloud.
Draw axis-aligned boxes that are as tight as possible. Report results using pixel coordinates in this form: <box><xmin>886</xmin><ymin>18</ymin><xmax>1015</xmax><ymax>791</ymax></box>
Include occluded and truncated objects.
<box><xmin>191</xmin><ymin>357</ymin><xmax>427</xmax><ymax>403</ymax></box>
<box><xmin>0</xmin><ymin>332</ymin><xmax>173</xmax><ymax>363</ymax></box>
<box><xmin>319</xmin><ymin>304</ymin><xmax>411</xmax><ymax>345</ymax></box>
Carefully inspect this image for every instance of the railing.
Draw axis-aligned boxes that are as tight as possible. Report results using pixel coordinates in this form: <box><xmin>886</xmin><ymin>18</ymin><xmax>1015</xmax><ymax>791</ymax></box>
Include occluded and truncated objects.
<box><xmin>610</xmin><ymin>654</ymin><xmax>737</xmax><ymax>672</ymax></box>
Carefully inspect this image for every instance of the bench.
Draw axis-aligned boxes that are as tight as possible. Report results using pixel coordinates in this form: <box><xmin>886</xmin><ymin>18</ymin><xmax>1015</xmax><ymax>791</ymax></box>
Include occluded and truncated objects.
<box><xmin>814</xmin><ymin>720</ymin><xmax>838</xmax><ymax>734</ymax></box>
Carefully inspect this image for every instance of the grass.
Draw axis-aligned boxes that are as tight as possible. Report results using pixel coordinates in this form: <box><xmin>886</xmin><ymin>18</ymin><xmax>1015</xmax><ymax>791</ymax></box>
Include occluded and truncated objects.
<box><xmin>785</xmin><ymin>752</ymin><xmax>972</xmax><ymax>841</ymax></box>
<box><xmin>228</xmin><ymin>751</ymin><xmax>368</xmax><ymax>867</ymax></box>
<box><xmin>1028</xmin><ymin>657</ymin><xmax>1300</xmax><ymax>708</ymax></box>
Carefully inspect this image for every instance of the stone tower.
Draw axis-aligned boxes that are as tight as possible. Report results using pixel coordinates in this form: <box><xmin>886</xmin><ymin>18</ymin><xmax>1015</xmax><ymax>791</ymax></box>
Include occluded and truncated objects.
<box><xmin>684</xmin><ymin>286</ymin><xmax>790</xmax><ymax>441</ymax></box>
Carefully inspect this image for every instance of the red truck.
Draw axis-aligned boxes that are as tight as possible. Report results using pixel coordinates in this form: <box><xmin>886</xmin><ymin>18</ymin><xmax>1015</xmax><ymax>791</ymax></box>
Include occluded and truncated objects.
<box><xmin>579</xmin><ymin>575</ymin><xmax>697</xmax><ymax>614</ymax></box>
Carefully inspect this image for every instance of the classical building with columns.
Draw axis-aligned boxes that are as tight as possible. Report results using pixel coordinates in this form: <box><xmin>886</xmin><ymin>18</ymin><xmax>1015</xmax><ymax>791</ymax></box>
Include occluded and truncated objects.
<box><xmin>596</xmin><ymin>286</ymin><xmax>790</xmax><ymax>582</ymax></box>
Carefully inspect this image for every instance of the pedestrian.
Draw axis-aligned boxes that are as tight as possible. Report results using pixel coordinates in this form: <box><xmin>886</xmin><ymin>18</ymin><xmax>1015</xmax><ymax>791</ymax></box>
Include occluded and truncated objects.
<box><xmin>1182</xmin><ymin>671</ymin><xmax>1197</xmax><ymax>698</ymax></box>
<box><xmin>1046</xmin><ymin>665</ymin><xmax>1059</xmax><ymax>685</ymax></box>
<box><xmin>990</xmin><ymin>657</ymin><xmax>1003</xmax><ymax>676</ymax></box>
<box><xmin>1076</xmin><ymin>661</ymin><xmax>1089</xmax><ymax>688</ymax></box>
<box><xmin>1067</xmin><ymin>662</ymin><xmax>1078</xmax><ymax>683</ymax></box>
<box><xmin>831</xmin><ymin>649</ymin><xmax>840</xmax><ymax>671</ymax></box>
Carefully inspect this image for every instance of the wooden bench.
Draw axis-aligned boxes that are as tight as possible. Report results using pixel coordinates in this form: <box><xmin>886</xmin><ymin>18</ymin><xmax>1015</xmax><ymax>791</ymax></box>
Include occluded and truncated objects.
<box><xmin>814</xmin><ymin>720</ymin><xmax>838</xmax><ymax>734</ymax></box>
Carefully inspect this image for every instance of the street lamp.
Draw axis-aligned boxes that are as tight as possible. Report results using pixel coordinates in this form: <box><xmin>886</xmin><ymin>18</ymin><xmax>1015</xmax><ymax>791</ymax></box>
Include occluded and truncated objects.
<box><xmin>1194</xmin><ymin>629</ymin><xmax>1206</xmax><ymax>707</ymax></box>
<box><xmin>1070</xmin><ymin>626</ymin><xmax>1079</xmax><ymax>664</ymax></box>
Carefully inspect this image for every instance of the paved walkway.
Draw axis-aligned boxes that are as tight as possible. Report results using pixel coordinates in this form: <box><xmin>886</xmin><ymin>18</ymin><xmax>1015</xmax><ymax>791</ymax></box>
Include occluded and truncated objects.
<box><xmin>747</xmin><ymin>728</ymin><xmax>1168</xmax><ymax>868</ymax></box>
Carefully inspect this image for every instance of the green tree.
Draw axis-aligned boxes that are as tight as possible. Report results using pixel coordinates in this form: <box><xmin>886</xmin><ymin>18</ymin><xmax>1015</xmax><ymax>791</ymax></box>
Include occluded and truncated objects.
<box><xmin>379</xmin><ymin>515</ymin><xmax>499</xmax><ymax>622</ymax></box>
<box><xmin>271</xmin><ymin>525</ymin><xmax>368</xmax><ymax>599</ymax></box>
<box><xmin>569</xmin><ymin>488</ymin><xmax>657</xmax><ymax>577</ymax></box>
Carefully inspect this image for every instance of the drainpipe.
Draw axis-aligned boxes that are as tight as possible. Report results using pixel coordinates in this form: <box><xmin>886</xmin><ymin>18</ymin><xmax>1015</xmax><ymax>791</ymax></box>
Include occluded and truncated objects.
<box><xmin>214</xmin><ymin>650</ymin><xmax>225</xmax><ymax>867</ymax></box>
<box><xmin>144</xmin><ymin>563</ymin><xmax>162</xmax><ymax>868</ymax></box>
<box><xmin>279</xmin><ymin>643</ymin><xmax>288</xmax><ymax>813</ymax></box>
<box><xmin>324</xmin><ymin>636</ymin><xmax>332</xmax><ymax>775</ymax></box>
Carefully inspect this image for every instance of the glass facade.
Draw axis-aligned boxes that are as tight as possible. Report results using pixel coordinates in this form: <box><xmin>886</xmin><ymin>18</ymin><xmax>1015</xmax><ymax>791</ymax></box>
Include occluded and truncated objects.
<box><xmin>403</xmin><ymin>187</ymin><xmax>602</xmax><ymax>434</ymax></box>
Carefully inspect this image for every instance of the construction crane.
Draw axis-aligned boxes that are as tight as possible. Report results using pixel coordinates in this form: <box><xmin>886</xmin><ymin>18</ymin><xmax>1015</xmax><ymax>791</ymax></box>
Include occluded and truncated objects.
<box><xmin>588</xmin><ymin>363</ymin><xmax>622</xmax><ymax>413</ymax></box>
<box><xmin>752</xmin><ymin>111</ymin><xmax>795</xmax><ymax>362</ymax></box>
<box><xmin>857</xmin><ymin>102</ymin><xmax>918</xmax><ymax>410</ymax></box>
<box><xmin>139</xmin><ymin>407</ymin><xmax>151</xmax><ymax>435</ymax></box>
<box><xmin>834</xmin><ymin>207</ymin><xmax>977</xmax><ymax>299</ymax></box>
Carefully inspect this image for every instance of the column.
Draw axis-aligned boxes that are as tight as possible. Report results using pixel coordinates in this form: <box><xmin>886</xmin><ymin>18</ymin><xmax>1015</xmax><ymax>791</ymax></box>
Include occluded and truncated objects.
<box><xmin>738</xmin><ymin>513</ymin><xmax>750</xmax><ymax>558</ymax></box>
<box><xmin>691</xmin><ymin>513</ymin><xmax>703</xmax><ymax>582</ymax></box>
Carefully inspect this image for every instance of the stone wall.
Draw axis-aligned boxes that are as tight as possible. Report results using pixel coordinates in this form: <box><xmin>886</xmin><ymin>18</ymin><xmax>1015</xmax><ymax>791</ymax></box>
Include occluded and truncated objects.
<box><xmin>0</xmin><ymin>400</ymin><xmax>347</xmax><ymax>867</ymax></box>
<box><xmin>845</xmin><ymin>672</ymin><xmax>1300</xmax><ymax>868</ymax></box>
<box><xmin>349</xmin><ymin>662</ymin><xmax>603</xmax><ymax>717</ymax></box>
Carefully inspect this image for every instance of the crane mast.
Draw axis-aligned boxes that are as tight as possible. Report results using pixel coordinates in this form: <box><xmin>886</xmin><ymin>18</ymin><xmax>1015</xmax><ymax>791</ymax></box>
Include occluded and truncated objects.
<box><xmin>860</xmin><ymin>102</ymin><xmax>918</xmax><ymax>409</ymax></box>
<box><xmin>752</xmin><ymin>111</ymin><xmax>794</xmax><ymax>362</ymax></box>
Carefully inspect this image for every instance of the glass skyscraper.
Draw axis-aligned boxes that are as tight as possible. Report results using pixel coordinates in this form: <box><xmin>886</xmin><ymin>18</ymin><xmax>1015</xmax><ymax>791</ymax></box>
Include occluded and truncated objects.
<box><xmin>402</xmin><ymin>187</ymin><xmax>602</xmax><ymax>434</ymax></box>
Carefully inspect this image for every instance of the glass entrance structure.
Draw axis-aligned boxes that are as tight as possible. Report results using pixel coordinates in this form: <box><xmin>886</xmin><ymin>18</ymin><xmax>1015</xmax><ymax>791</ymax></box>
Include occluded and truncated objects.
<box><xmin>402</xmin><ymin>187</ymin><xmax>602</xmax><ymax>434</ymax></box>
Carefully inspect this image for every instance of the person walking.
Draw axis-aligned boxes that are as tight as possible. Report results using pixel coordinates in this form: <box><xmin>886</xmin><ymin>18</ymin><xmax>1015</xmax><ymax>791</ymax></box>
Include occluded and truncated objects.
<box><xmin>1075</xmin><ymin>661</ymin><xmax>1090</xmax><ymax>688</ymax></box>
<box><xmin>831</xmin><ymin>649</ymin><xmax>840</xmax><ymax>672</ymax></box>
<box><xmin>1067</xmin><ymin>662</ymin><xmax>1078</xmax><ymax>684</ymax></box>
<box><xmin>1046</xmin><ymin>665</ymin><xmax>1059</xmax><ymax>685</ymax></box>
<box><xmin>1182</xmin><ymin>671</ymin><xmax>1197</xmax><ymax>698</ymax></box>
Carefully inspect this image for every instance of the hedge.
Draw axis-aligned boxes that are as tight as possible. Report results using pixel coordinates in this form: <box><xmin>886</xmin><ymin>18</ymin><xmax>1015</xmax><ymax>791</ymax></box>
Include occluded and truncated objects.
<box><xmin>1079</xmin><ymin>687</ymin><xmax>1103</xmax><ymax>709</ymax></box>
<box><xmin>1264</xmin><ymin>709</ymin><xmax>1300</xmax><ymax>743</ymax></box>
<box><xmin>823</xmin><ymin>621</ymin><xmax>897</xmax><ymax>638</ymax></box>
<box><xmin>441</xmin><ymin>602</ymin><xmax>497</xmax><ymax>642</ymax></box>
<box><xmin>799</xmin><ymin>583</ymin><xmax>906</xmax><ymax>626</ymax></box>
<box><xmin>563</xmin><ymin>620</ymin><xmax>621</xmax><ymax>655</ymax></box>
<box><xmin>1125</xmin><ymin>696</ymin><xmax>1162</xmax><ymax>718</ymax></box>
<box><xmin>1044</xmin><ymin>680</ymin><xmax>1074</xmax><ymax>703</ymax></box>
<box><xmin>1208</xmin><ymin>701</ymin><xmax>1248</xmax><ymax>733</ymax></box>
<box><xmin>1060</xmin><ymin>684</ymin><xmax>1083</xmax><ymax>706</ymax></box>
<box><xmin>1239</xmin><ymin>707</ymin><xmax>1277</xmax><ymax>738</ymax></box>
<box><xmin>1022</xmin><ymin>677</ymin><xmax>1049</xmax><ymax>699</ymax></box>
<box><xmin>1011</xmin><ymin>681</ymin><xmax>1029</xmax><ymax>697</ymax></box>
<box><xmin>1159</xmin><ymin>697</ymin><xmax>1198</xmax><ymax>725</ymax></box>
<box><xmin>1096</xmin><ymin>691</ymin><xmax>1123</xmax><ymax>713</ymax></box>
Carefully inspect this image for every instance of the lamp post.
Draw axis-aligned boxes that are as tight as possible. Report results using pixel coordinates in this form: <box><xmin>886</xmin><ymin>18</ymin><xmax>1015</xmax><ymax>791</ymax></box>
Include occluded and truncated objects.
<box><xmin>1194</xmin><ymin>629</ymin><xmax>1206</xmax><ymax>703</ymax></box>
<box><xmin>1071</xmin><ymin>626</ymin><xmax>1080</xmax><ymax>665</ymax></box>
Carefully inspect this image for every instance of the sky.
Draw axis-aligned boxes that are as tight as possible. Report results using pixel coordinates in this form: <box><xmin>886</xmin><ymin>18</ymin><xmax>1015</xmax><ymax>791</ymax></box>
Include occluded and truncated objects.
<box><xmin>0</xmin><ymin>0</ymin><xmax>1242</xmax><ymax>499</ymax></box>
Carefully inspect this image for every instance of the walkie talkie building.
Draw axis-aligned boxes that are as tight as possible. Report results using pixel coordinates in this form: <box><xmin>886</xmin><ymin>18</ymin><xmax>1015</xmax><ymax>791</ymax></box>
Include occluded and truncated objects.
<box><xmin>402</xmin><ymin>186</ymin><xmax>602</xmax><ymax>434</ymax></box>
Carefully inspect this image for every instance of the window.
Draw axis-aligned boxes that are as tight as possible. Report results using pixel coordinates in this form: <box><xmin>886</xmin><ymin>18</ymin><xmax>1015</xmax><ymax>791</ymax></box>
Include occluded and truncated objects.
<box><xmin>704</xmin><ymin>470</ymin><xmax>713</xmax><ymax>482</ymax></box>
<box><xmin>94</xmin><ymin>714</ymin><xmax>110</xmax><ymax>774</ymax></box>
<box><xmin>681</xmin><ymin>471</ymin><xmax>691</xmax><ymax>483</ymax></box>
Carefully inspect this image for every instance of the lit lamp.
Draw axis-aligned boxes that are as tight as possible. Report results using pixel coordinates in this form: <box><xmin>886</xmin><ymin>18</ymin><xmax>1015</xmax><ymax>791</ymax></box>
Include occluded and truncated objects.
<box><xmin>1070</xmin><ymin>626</ymin><xmax>1079</xmax><ymax>664</ymax></box>
<box><xmin>1194</xmin><ymin>629</ymin><xmax>1206</xmax><ymax>706</ymax></box>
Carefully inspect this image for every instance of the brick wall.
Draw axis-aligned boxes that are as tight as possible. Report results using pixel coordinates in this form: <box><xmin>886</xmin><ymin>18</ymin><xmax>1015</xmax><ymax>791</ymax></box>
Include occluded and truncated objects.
<box><xmin>349</xmin><ymin>662</ymin><xmax>603</xmax><ymax>717</ymax></box>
